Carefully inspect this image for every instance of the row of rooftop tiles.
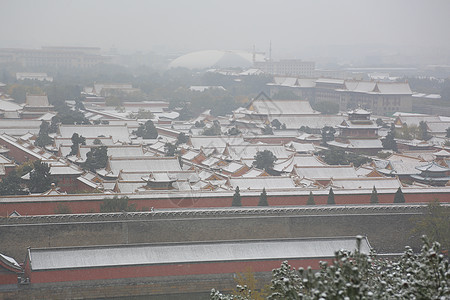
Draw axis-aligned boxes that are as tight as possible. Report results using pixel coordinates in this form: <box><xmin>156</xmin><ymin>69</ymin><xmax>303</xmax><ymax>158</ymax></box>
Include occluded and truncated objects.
<box><xmin>0</xmin><ymin>204</ymin><xmax>439</xmax><ymax>225</ymax></box>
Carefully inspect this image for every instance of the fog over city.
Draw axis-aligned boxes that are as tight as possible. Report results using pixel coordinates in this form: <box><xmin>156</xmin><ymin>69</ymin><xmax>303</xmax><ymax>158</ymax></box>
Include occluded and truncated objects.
<box><xmin>2</xmin><ymin>0</ymin><xmax>450</xmax><ymax>64</ymax></box>
<box><xmin>1</xmin><ymin>1</ymin><xmax>450</xmax><ymax>299</ymax></box>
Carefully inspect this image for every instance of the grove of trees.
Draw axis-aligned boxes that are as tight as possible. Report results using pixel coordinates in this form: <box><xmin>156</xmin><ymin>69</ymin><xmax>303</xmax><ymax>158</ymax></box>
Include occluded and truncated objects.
<box><xmin>211</xmin><ymin>236</ymin><xmax>449</xmax><ymax>299</ymax></box>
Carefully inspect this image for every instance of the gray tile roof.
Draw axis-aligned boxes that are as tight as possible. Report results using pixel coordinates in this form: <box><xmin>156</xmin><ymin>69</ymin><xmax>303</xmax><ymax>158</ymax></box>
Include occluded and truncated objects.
<box><xmin>28</xmin><ymin>237</ymin><xmax>370</xmax><ymax>271</ymax></box>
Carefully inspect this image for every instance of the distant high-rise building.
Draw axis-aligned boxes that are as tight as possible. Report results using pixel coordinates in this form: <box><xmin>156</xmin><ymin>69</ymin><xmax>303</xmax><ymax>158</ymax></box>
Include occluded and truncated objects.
<box><xmin>0</xmin><ymin>47</ymin><xmax>110</xmax><ymax>68</ymax></box>
<box><xmin>254</xmin><ymin>59</ymin><xmax>315</xmax><ymax>77</ymax></box>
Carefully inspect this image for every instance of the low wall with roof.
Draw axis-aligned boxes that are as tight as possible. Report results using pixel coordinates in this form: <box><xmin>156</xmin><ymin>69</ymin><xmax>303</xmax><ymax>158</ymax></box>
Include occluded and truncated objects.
<box><xmin>0</xmin><ymin>188</ymin><xmax>448</xmax><ymax>216</ymax></box>
<box><xmin>0</xmin><ymin>205</ymin><xmax>429</xmax><ymax>261</ymax></box>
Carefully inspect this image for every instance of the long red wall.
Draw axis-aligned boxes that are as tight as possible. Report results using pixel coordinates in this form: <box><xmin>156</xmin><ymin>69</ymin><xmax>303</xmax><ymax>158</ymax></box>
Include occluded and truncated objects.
<box><xmin>27</xmin><ymin>258</ymin><xmax>332</xmax><ymax>284</ymax></box>
<box><xmin>0</xmin><ymin>191</ymin><xmax>448</xmax><ymax>216</ymax></box>
<box><xmin>0</xmin><ymin>272</ymin><xmax>18</xmax><ymax>285</ymax></box>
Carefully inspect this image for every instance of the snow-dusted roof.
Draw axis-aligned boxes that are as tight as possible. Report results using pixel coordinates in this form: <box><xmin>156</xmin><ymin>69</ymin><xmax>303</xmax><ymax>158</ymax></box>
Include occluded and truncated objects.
<box><xmin>229</xmin><ymin>176</ymin><xmax>296</xmax><ymax>190</ymax></box>
<box><xmin>270</xmin><ymin>77</ymin><xmax>316</xmax><ymax>88</ymax></box>
<box><xmin>434</xmin><ymin>149</ymin><xmax>450</xmax><ymax>157</ymax></box>
<box><xmin>344</xmin><ymin>81</ymin><xmax>376</xmax><ymax>93</ymax></box>
<box><xmin>272</xmin><ymin>115</ymin><xmax>343</xmax><ymax>129</ymax></box>
<box><xmin>240</xmin><ymin>168</ymin><xmax>267</xmax><ymax>177</ymax></box>
<box><xmin>338</xmin><ymin>120</ymin><xmax>379</xmax><ymax>129</ymax></box>
<box><xmin>190</xmin><ymin>136</ymin><xmax>246</xmax><ymax>149</ymax></box>
<box><xmin>426</xmin><ymin>122</ymin><xmax>450</xmax><ymax>134</ymax></box>
<box><xmin>416</xmin><ymin>162</ymin><xmax>450</xmax><ymax>172</ymax></box>
<box><xmin>48</xmin><ymin>164</ymin><xmax>83</xmax><ymax>176</ymax></box>
<box><xmin>396</xmin><ymin>115</ymin><xmax>441</xmax><ymax>127</ymax></box>
<box><xmin>316</xmin><ymin>78</ymin><xmax>345</xmax><ymax>85</ymax></box>
<box><xmin>0</xmin><ymin>99</ymin><xmax>23</xmax><ymax>111</ymax></box>
<box><xmin>114</xmin><ymin>181</ymin><xmax>147</xmax><ymax>193</ymax></box>
<box><xmin>28</xmin><ymin>237</ymin><xmax>370</xmax><ymax>271</ymax></box>
<box><xmin>225</xmin><ymin>144</ymin><xmax>293</xmax><ymax>160</ymax></box>
<box><xmin>287</xmin><ymin>142</ymin><xmax>316</xmax><ymax>153</ymax></box>
<box><xmin>331</xmin><ymin>177</ymin><xmax>402</xmax><ymax>190</ymax></box>
<box><xmin>327</xmin><ymin>139</ymin><xmax>383</xmax><ymax>149</ymax></box>
<box><xmin>66</xmin><ymin>145</ymin><xmax>145</xmax><ymax>162</ymax></box>
<box><xmin>221</xmin><ymin>161</ymin><xmax>246</xmax><ymax>173</ymax></box>
<box><xmin>376</xmin><ymin>82</ymin><xmax>412</xmax><ymax>95</ymax></box>
<box><xmin>0</xmin><ymin>154</ymin><xmax>14</xmax><ymax>165</ymax></box>
<box><xmin>0</xmin><ymin>119</ymin><xmax>41</xmax><ymax>133</ymax></box>
<box><xmin>59</xmin><ymin>125</ymin><xmax>131</xmax><ymax>143</ymax></box>
<box><xmin>93</xmin><ymin>83</ymin><xmax>133</xmax><ymax>94</ymax></box>
<box><xmin>181</xmin><ymin>149</ymin><xmax>201</xmax><ymax>161</ymax></box>
<box><xmin>0</xmin><ymin>252</ymin><xmax>21</xmax><ymax>271</ymax></box>
<box><xmin>25</xmin><ymin>95</ymin><xmax>50</xmax><ymax>107</ymax></box>
<box><xmin>348</xmin><ymin>108</ymin><xmax>371</xmax><ymax>115</ymax></box>
<box><xmin>108</xmin><ymin>156</ymin><xmax>182</xmax><ymax>176</ymax></box>
<box><xmin>273</xmin><ymin>154</ymin><xmax>326</xmax><ymax>173</ymax></box>
<box><xmin>0</xmin><ymin>134</ymin><xmax>54</xmax><ymax>160</ymax></box>
<box><xmin>188</xmin><ymin>86</ymin><xmax>226</xmax><ymax>92</ymax></box>
<box><xmin>294</xmin><ymin>165</ymin><xmax>358</xmax><ymax>180</ymax></box>
<box><xmin>54</xmin><ymin>136</ymin><xmax>115</xmax><ymax>148</ymax></box>
<box><xmin>201</xmin><ymin>156</ymin><xmax>221</xmax><ymax>167</ymax></box>
<box><xmin>249</xmin><ymin>99</ymin><xmax>318</xmax><ymax>116</ymax></box>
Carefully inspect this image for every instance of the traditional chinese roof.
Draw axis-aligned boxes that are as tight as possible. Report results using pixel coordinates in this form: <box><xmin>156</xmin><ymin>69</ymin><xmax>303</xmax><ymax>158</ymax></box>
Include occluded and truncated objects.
<box><xmin>294</xmin><ymin>165</ymin><xmax>358</xmax><ymax>180</ymax></box>
<box><xmin>229</xmin><ymin>176</ymin><xmax>296</xmax><ymax>190</ymax></box>
<box><xmin>416</xmin><ymin>162</ymin><xmax>450</xmax><ymax>172</ymax></box>
<box><xmin>26</xmin><ymin>237</ymin><xmax>370</xmax><ymax>271</ymax></box>
<box><xmin>434</xmin><ymin>149</ymin><xmax>450</xmax><ymax>157</ymax></box>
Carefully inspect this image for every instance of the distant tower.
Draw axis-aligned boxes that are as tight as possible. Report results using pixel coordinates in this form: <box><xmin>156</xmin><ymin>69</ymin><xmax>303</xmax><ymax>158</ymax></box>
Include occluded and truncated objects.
<box><xmin>269</xmin><ymin>40</ymin><xmax>272</xmax><ymax>62</ymax></box>
<box><xmin>252</xmin><ymin>44</ymin><xmax>256</xmax><ymax>64</ymax></box>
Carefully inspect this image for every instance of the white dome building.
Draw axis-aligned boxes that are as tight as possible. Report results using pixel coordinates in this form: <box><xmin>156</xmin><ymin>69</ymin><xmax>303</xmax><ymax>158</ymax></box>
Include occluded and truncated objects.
<box><xmin>169</xmin><ymin>50</ymin><xmax>265</xmax><ymax>70</ymax></box>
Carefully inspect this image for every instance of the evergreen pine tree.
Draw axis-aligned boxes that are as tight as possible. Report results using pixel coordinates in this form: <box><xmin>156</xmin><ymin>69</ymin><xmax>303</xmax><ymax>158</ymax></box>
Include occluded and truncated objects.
<box><xmin>258</xmin><ymin>188</ymin><xmax>268</xmax><ymax>206</ymax></box>
<box><xmin>35</xmin><ymin>120</ymin><xmax>53</xmax><ymax>147</ymax></box>
<box><xmin>394</xmin><ymin>187</ymin><xmax>405</xmax><ymax>203</ymax></box>
<box><xmin>370</xmin><ymin>186</ymin><xmax>379</xmax><ymax>204</ymax></box>
<box><xmin>83</xmin><ymin>146</ymin><xmax>108</xmax><ymax>172</ymax></box>
<box><xmin>327</xmin><ymin>187</ymin><xmax>335</xmax><ymax>204</ymax></box>
<box><xmin>28</xmin><ymin>160</ymin><xmax>52</xmax><ymax>193</ymax></box>
<box><xmin>232</xmin><ymin>186</ymin><xmax>242</xmax><ymax>207</ymax></box>
<box><xmin>307</xmin><ymin>191</ymin><xmax>315</xmax><ymax>205</ymax></box>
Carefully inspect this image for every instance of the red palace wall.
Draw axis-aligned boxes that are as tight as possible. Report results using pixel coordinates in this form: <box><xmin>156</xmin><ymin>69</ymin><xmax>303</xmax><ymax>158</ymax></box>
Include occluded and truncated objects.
<box><xmin>0</xmin><ymin>191</ymin><xmax>448</xmax><ymax>216</ymax></box>
<box><xmin>0</xmin><ymin>140</ymin><xmax>39</xmax><ymax>164</ymax></box>
<box><xmin>0</xmin><ymin>271</ymin><xmax>18</xmax><ymax>285</ymax></box>
<box><xmin>26</xmin><ymin>258</ymin><xmax>332</xmax><ymax>284</ymax></box>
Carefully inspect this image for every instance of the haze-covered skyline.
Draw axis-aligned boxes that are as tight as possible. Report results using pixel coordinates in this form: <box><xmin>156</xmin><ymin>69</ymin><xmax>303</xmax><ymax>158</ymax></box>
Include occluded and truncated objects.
<box><xmin>2</xmin><ymin>0</ymin><xmax>450</xmax><ymax>63</ymax></box>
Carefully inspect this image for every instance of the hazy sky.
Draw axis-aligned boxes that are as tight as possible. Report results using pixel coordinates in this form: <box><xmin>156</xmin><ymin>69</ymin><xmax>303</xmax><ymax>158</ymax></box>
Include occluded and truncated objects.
<box><xmin>2</xmin><ymin>0</ymin><xmax>449</xmax><ymax>59</ymax></box>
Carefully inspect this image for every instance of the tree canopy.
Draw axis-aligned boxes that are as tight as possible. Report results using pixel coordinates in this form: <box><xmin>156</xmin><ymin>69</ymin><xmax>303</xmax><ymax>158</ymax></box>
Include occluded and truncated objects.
<box><xmin>370</xmin><ymin>186</ymin><xmax>379</xmax><ymax>204</ymax></box>
<box><xmin>134</xmin><ymin>120</ymin><xmax>158</xmax><ymax>139</ymax></box>
<box><xmin>0</xmin><ymin>170</ymin><xmax>27</xmax><ymax>196</ymax></box>
<box><xmin>321</xmin><ymin>126</ymin><xmax>336</xmax><ymax>144</ymax></box>
<box><xmin>258</xmin><ymin>188</ymin><xmax>268</xmax><ymax>206</ymax></box>
<box><xmin>313</xmin><ymin>101</ymin><xmax>339</xmax><ymax>114</ymax></box>
<box><xmin>100</xmin><ymin>196</ymin><xmax>136</xmax><ymax>212</ymax></box>
<box><xmin>83</xmin><ymin>146</ymin><xmax>108</xmax><ymax>172</ymax></box>
<box><xmin>232</xmin><ymin>186</ymin><xmax>242</xmax><ymax>207</ymax></box>
<box><xmin>253</xmin><ymin>150</ymin><xmax>277</xmax><ymax>171</ymax></box>
<box><xmin>203</xmin><ymin>120</ymin><xmax>222</xmax><ymax>136</ymax></box>
<box><xmin>327</xmin><ymin>187</ymin><xmax>335</xmax><ymax>204</ymax></box>
<box><xmin>412</xmin><ymin>200</ymin><xmax>450</xmax><ymax>251</ymax></box>
<box><xmin>69</xmin><ymin>133</ymin><xmax>86</xmax><ymax>156</ymax></box>
<box><xmin>34</xmin><ymin>120</ymin><xmax>53</xmax><ymax>147</ymax></box>
<box><xmin>382</xmin><ymin>129</ymin><xmax>398</xmax><ymax>152</ymax></box>
<box><xmin>307</xmin><ymin>191</ymin><xmax>315</xmax><ymax>205</ymax></box>
<box><xmin>394</xmin><ymin>187</ymin><xmax>406</xmax><ymax>203</ymax></box>
<box><xmin>28</xmin><ymin>160</ymin><xmax>52</xmax><ymax>193</ymax></box>
<box><xmin>318</xmin><ymin>149</ymin><xmax>371</xmax><ymax>168</ymax></box>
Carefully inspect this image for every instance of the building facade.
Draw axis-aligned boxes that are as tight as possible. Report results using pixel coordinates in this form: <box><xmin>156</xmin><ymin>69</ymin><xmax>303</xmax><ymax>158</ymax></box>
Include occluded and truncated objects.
<box><xmin>255</xmin><ymin>59</ymin><xmax>315</xmax><ymax>77</ymax></box>
<box><xmin>0</xmin><ymin>47</ymin><xmax>110</xmax><ymax>68</ymax></box>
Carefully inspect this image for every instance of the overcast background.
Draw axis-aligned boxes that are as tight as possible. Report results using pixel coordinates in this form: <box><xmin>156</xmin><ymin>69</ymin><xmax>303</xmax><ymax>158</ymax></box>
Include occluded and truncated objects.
<box><xmin>2</xmin><ymin>0</ymin><xmax>449</xmax><ymax>64</ymax></box>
